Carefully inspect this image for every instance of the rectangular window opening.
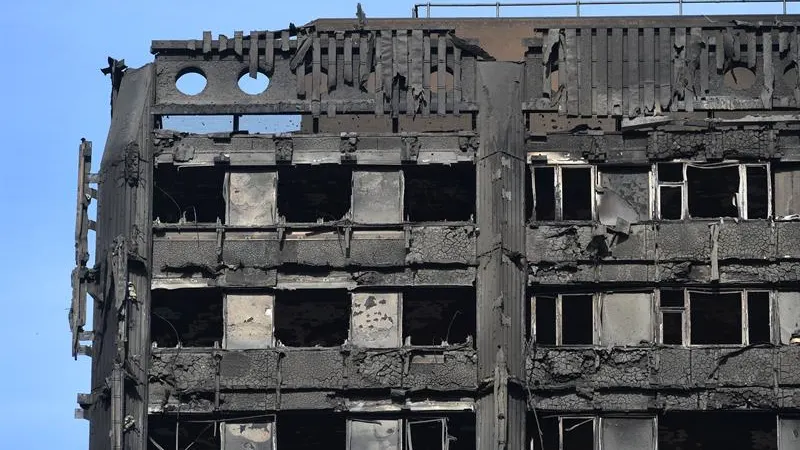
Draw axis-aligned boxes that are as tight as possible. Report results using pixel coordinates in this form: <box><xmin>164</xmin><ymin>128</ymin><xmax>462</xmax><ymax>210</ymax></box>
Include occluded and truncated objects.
<box><xmin>658</xmin><ymin>412</ymin><xmax>776</xmax><ymax>450</ymax></box>
<box><xmin>746</xmin><ymin>165</ymin><xmax>769</xmax><ymax>219</ymax></box>
<box><xmin>403</xmin><ymin>164</ymin><xmax>475</xmax><ymax>222</ymax></box>
<box><xmin>222</xmin><ymin>421</ymin><xmax>275</xmax><ymax>450</ymax></box>
<box><xmin>660</xmin><ymin>289</ymin><xmax>685</xmax><ymax>308</ymax></box>
<box><xmin>748</xmin><ymin>291</ymin><xmax>771</xmax><ymax>344</ymax></box>
<box><xmin>562</xmin><ymin>418</ymin><xmax>596</xmax><ymax>450</ymax></box>
<box><xmin>403</xmin><ymin>287</ymin><xmax>476</xmax><ymax>346</ymax></box>
<box><xmin>277</xmin><ymin>412</ymin><xmax>345</xmax><ymax>449</ymax></box>
<box><xmin>277</xmin><ymin>166</ymin><xmax>351</xmax><ymax>223</ymax></box>
<box><xmin>161</xmin><ymin>115</ymin><xmax>235</xmax><ymax>133</ymax></box>
<box><xmin>659</xmin><ymin>186</ymin><xmax>683</xmax><ymax>220</ymax></box>
<box><xmin>153</xmin><ymin>165</ymin><xmax>226</xmax><ymax>223</ymax></box>
<box><xmin>408</xmin><ymin>419</ymin><xmax>445</xmax><ymax>449</ymax></box>
<box><xmin>658</xmin><ymin>163</ymin><xmax>684</xmax><ymax>182</ymax></box>
<box><xmin>529</xmin><ymin>414</ymin><xmax>560</xmax><ymax>450</ymax></box>
<box><xmin>151</xmin><ymin>289</ymin><xmax>223</xmax><ymax>347</ymax></box>
<box><xmin>535</xmin><ymin>295</ymin><xmax>557</xmax><ymax>345</ymax></box>
<box><xmin>160</xmin><ymin>114</ymin><xmax>302</xmax><ymax>134</ymax></box>
<box><xmin>662</xmin><ymin>312</ymin><xmax>683</xmax><ymax>345</ymax></box>
<box><xmin>238</xmin><ymin>114</ymin><xmax>302</xmax><ymax>134</ymax></box>
<box><xmin>533</xmin><ymin>166</ymin><xmax>556</xmax><ymax>221</ymax></box>
<box><xmin>148</xmin><ymin>415</ymin><xmax>220</xmax><ymax>450</ymax></box>
<box><xmin>274</xmin><ymin>290</ymin><xmax>350</xmax><ymax>347</ymax></box>
<box><xmin>689</xmin><ymin>291</ymin><xmax>742</xmax><ymax>345</ymax></box>
<box><xmin>687</xmin><ymin>165</ymin><xmax>739</xmax><ymax>218</ymax></box>
<box><xmin>561</xmin><ymin>167</ymin><xmax>593</xmax><ymax>220</ymax></box>
<box><xmin>562</xmin><ymin>294</ymin><xmax>594</xmax><ymax>345</ymax></box>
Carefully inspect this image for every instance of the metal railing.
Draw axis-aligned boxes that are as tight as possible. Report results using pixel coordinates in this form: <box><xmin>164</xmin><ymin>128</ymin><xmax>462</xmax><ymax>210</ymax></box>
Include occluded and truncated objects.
<box><xmin>412</xmin><ymin>0</ymin><xmax>796</xmax><ymax>17</ymax></box>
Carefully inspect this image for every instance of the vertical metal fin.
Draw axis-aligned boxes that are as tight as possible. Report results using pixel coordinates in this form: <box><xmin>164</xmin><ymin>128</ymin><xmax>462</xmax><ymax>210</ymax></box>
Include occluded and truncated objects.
<box><xmin>747</xmin><ymin>30</ymin><xmax>757</xmax><ymax>68</ymax></box>
<box><xmin>410</xmin><ymin>29</ymin><xmax>425</xmax><ymax>116</ymax></box>
<box><xmin>610</xmin><ymin>28</ymin><xmax>623</xmax><ymax>115</ymax></box>
<box><xmin>595</xmin><ymin>28</ymin><xmax>608</xmax><ymax>116</ymax></box>
<box><xmin>380</xmin><ymin>30</ymin><xmax>394</xmax><ymax>115</ymax></box>
<box><xmin>696</xmin><ymin>28</ymin><xmax>708</xmax><ymax>99</ymax></box>
<box><xmin>643</xmin><ymin>27</ymin><xmax>655</xmax><ymax>114</ymax></box>
<box><xmin>328</xmin><ymin>32</ymin><xmax>338</xmax><ymax>90</ymax></box>
<box><xmin>579</xmin><ymin>28</ymin><xmax>592</xmax><ymax>117</ymax></box>
<box><xmin>234</xmin><ymin>31</ymin><xmax>244</xmax><ymax>57</ymax></box>
<box><xmin>312</xmin><ymin>35</ymin><xmax>322</xmax><ymax>116</ymax></box>
<box><xmin>628</xmin><ymin>28</ymin><xmax>640</xmax><ymax>117</ymax></box>
<box><xmin>658</xmin><ymin>27</ymin><xmax>672</xmax><ymax>111</ymax></box>
<box><xmin>249</xmin><ymin>31</ymin><xmax>259</xmax><ymax>79</ymax></box>
<box><xmin>763</xmin><ymin>29</ymin><xmax>774</xmax><ymax>109</ymax></box>
<box><xmin>674</xmin><ymin>27</ymin><xmax>687</xmax><ymax>111</ymax></box>
<box><xmin>344</xmin><ymin>33</ymin><xmax>353</xmax><ymax>84</ymax></box>
<box><xmin>437</xmin><ymin>33</ymin><xmax>447</xmax><ymax>115</ymax></box>
<box><xmin>423</xmin><ymin>33</ymin><xmax>431</xmax><ymax>116</ymax></box>
<box><xmin>396</xmin><ymin>30</ymin><xmax>409</xmax><ymax>115</ymax></box>
<box><xmin>453</xmin><ymin>45</ymin><xmax>462</xmax><ymax>115</ymax></box>
<box><xmin>265</xmin><ymin>31</ymin><xmax>274</xmax><ymax>74</ymax></box>
<box><xmin>565</xmin><ymin>28</ymin><xmax>578</xmax><ymax>115</ymax></box>
<box><xmin>280</xmin><ymin>30</ymin><xmax>290</xmax><ymax>52</ymax></box>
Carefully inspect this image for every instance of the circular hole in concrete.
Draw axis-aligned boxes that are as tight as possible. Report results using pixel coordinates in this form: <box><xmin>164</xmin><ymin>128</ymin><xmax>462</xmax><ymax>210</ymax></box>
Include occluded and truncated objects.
<box><xmin>723</xmin><ymin>66</ymin><xmax>756</xmax><ymax>91</ymax></box>
<box><xmin>175</xmin><ymin>69</ymin><xmax>207</xmax><ymax>96</ymax></box>
<box><xmin>238</xmin><ymin>71</ymin><xmax>270</xmax><ymax>95</ymax></box>
<box><xmin>783</xmin><ymin>62</ymin><xmax>798</xmax><ymax>88</ymax></box>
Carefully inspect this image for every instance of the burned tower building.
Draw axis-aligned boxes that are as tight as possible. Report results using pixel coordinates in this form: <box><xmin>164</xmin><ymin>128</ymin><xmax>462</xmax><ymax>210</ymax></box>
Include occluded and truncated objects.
<box><xmin>71</xmin><ymin>10</ymin><xmax>800</xmax><ymax>450</ymax></box>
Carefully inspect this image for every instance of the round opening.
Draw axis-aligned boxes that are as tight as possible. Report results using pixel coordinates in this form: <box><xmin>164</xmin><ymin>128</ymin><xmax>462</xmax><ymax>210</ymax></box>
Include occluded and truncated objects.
<box><xmin>723</xmin><ymin>66</ymin><xmax>756</xmax><ymax>91</ymax></box>
<box><xmin>175</xmin><ymin>69</ymin><xmax>207</xmax><ymax>96</ymax></box>
<box><xmin>238</xmin><ymin>71</ymin><xmax>270</xmax><ymax>95</ymax></box>
<box><xmin>783</xmin><ymin>63</ymin><xmax>798</xmax><ymax>88</ymax></box>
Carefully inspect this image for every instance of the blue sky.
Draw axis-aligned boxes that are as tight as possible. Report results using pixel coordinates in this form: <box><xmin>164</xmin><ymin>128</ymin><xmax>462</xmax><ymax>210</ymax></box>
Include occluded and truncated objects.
<box><xmin>0</xmin><ymin>0</ymin><xmax>782</xmax><ymax>448</ymax></box>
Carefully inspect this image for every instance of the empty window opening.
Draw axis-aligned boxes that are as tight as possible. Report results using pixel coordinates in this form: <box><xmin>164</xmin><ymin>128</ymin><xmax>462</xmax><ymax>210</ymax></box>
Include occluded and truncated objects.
<box><xmin>531</xmin><ymin>165</ymin><xmax>593</xmax><ymax>221</ymax></box>
<box><xmin>531</xmin><ymin>416</ymin><xmax>595</xmax><ymax>450</ymax></box>
<box><xmin>562</xmin><ymin>295</ymin><xmax>594</xmax><ymax>345</ymax></box>
<box><xmin>657</xmin><ymin>163</ymin><xmax>684</xmax><ymax>183</ymax></box>
<box><xmin>529</xmin><ymin>414</ymin><xmax>559</xmax><ymax>450</ymax></box>
<box><xmin>659</xmin><ymin>186</ymin><xmax>682</xmax><ymax>220</ymax></box>
<box><xmin>222</xmin><ymin>421</ymin><xmax>275</xmax><ymax>450</ymax></box>
<box><xmin>161</xmin><ymin>115</ymin><xmax>234</xmax><ymax>133</ymax></box>
<box><xmin>662</xmin><ymin>312</ymin><xmax>683</xmax><ymax>345</ymax></box>
<box><xmin>525</xmin><ymin>164</ymin><xmax>534</xmax><ymax>221</ymax></box>
<box><xmin>658</xmin><ymin>412</ymin><xmax>776</xmax><ymax>450</ymax></box>
<box><xmin>660</xmin><ymin>289</ymin><xmax>685</xmax><ymax>308</ymax></box>
<box><xmin>748</xmin><ymin>291</ymin><xmax>771</xmax><ymax>344</ymax></box>
<box><xmin>687</xmin><ymin>165</ymin><xmax>740</xmax><ymax>218</ymax></box>
<box><xmin>274</xmin><ymin>289</ymin><xmax>350</xmax><ymax>347</ymax></box>
<box><xmin>690</xmin><ymin>291</ymin><xmax>742</xmax><ymax>345</ymax></box>
<box><xmin>277</xmin><ymin>412</ymin><xmax>345</xmax><ymax>449</ymax></box>
<box><xmin>403</xmin><ymin>164</ymin><xmax>475</xmax><ymax>222</ymax></box>
<box><xmin>774</xmin><ymin>163</ymin><xmax>800</xmax><ymax>217</ymax></box>
<box><xmin>403</xmin><ymin>288</ymin><xmax>476</xmax><ymax>346</ymax></box>
<box><xmin>148</xmin><ymin>416</ymin><xmax>220</xmax><ymax>450</ymax></box>
<box><xmin>534</xmin><ymin>294</ymin><xmax>594</xmax><ymax>346</ymax></box>
<box><xmin>746</xmin><ymin>165</ymin><xmax>769</xmax><ymax>219</ymax></box>
<box><xmin>238</xmin><ymin>114</ymin><xmax>302</xmax><ymax>134</ymax></box>
<box><xmin>151</xmin><ymin>289</ymin><xmax>223</xmax><ymax>347</ymax></box>
<box><xmin>534</xmin><ymin>295</ymin><xmax>557</xmax><ymax>345</ymax></box>
<box><xmin>562</xmin><ymin>167</ymin><xmax>593</xmax><ymax>220</ymax></box>
<box><xmin>347</xmin><ymin>414</ymin><xmax>474</xmax><ymax>450</ymax></box>
<box><xmin>153</xmin><ymin>165</ymin><xmax>226</xmax><ymax>224</ymax></box>
<box><xmin>277</xmin><ymin>166</ymin><xmax>351</xmax><ymax>223</ymax></box>
<box><xmin>175</xmin><ymin>69</ymin><xmax>207</xmax><ymax>96</ymax></box>
<box><xmin>533</xmin><ymin>166</ymin><xmax>556</xmax><ymax>220</ymax></box>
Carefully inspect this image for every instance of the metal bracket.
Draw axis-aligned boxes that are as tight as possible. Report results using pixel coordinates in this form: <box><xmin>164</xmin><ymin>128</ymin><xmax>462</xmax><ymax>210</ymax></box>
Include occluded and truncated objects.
<box><xmin>343</xmin><ymin>225</ymin><xmax>353</xmax><ymax>258</ymax></box>
<box><xmin>215</xmin><ymin>218</ymin><xmax>224</xmax><ymax>261</ymax></box>
<box><xmin>340</xmin><ymin>132</ymin><xmax>358</xmax><ymax>163</ymax></box>
<box><xmin>70</xmin><ymin>139</ymin><xmax>98</xmax><ymax>359</ymax></box>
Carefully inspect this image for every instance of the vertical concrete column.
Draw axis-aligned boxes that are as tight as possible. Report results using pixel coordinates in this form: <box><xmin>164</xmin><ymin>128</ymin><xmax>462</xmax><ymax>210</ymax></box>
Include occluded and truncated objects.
<box><xmin>475</xmin><ymin>62</ymin><xmax>527</xmax><ymax>450</ymax></box>
<box><xmin>91</xmin><ymin>64</ymin><xmax>155</xmax><ymax>450</ymax></box>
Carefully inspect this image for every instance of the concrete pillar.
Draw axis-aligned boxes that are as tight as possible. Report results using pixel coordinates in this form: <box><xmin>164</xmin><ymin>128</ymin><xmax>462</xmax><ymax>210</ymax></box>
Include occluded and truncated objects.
<box><xmin>475</xmin><ymin>61</ymin><xmax>528</xmax><ymax>450</ymax></box>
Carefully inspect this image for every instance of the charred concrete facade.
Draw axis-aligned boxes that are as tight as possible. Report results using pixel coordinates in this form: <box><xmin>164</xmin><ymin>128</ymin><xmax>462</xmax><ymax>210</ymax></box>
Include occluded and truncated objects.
<box><xmin>70</xmin><ymin>14</ymin><xmax>800</xmax><ymax>450</ymax></box>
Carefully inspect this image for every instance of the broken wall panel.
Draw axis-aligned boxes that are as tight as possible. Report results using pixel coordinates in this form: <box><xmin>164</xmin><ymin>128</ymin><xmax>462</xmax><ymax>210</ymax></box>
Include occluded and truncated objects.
<box><xmin>601</xmin><ymin>418</ymin><xmax>656</xmax><ymax>450</ymax></box>
<box><xmin>600</xmin><ymin>292</ymin><xmax>654</xmax><ymax>346</ymax></box>
<box><xmin>350</xmin><ymin>292</ymin><xmax>401</xmax><ymax>348</ymax></box>
<box><xmin>222</xmin><ymin>422</ymin><xmax>274</xmax><ymax>450</ymax></box>
<box><xmin>224</xmin><ymin>293</ymin><xmax>274</xmax><ymax>349</ymax></box>
<box><xmin>226</xmin><ymin>171</ymin><xmax>277</xmax><ymax>226</ymax></box>
<box><xmin>351</xmin><ymin>170</ymin><xmax>403</xmax><ymax>224</ymax></box>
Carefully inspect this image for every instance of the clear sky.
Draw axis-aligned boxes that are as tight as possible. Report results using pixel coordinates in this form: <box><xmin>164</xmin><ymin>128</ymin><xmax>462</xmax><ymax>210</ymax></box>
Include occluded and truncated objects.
<box><xmin>0</xmin><ymin>0</ymin><xmax>780</xmax><ymax>448</ymax></box>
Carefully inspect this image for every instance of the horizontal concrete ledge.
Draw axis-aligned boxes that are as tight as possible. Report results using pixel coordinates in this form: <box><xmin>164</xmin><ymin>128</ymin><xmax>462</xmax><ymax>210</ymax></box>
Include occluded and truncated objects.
<box><xmin>154</xmin><ymin>131</ymin><xmax>477</xmax><ymax>166</ymax></box>
<box><xmin>149</xmin><ymin>346</ymin><xmax>478</xmax><ymax>397</ymax></box>
<box><xmin>153</xmin><ymin>226</ymin><xmax>477</xmax><ymax>273</ymax></box>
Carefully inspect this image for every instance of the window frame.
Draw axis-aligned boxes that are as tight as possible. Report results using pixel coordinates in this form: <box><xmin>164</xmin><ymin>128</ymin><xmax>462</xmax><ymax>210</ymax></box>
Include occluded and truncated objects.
<box><xmin>530</xmin><ymin>163</ymin><xmax>597</xmax><ymax>222</ymax></box>
<box><xmin>657</xmin><ymin>288</ymin><xmax>774</xmax><ymax>346</ymax></box>
<box><xmin>529</xmin><ymin>416</ymin><xmax>658</xmax><ymax>450</ymax></box>
<box><xmin>654</xmin><ymin>161</ymin><xmax>772</xmax><ymax>220</ymax></box>
<box><xmin>531</xmin><ymin>293</ymin><xmax>599</xmax><ymax>347</ymax></box>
